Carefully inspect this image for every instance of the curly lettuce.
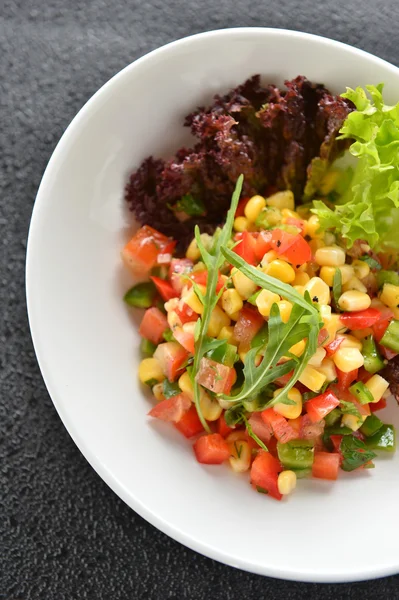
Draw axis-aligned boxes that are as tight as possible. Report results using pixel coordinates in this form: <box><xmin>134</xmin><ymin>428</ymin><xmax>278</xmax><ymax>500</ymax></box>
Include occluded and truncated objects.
<box><xmin>312</xmin><ymin>84</ymin><xmax>399</xmax><ymax>251</ymax></box>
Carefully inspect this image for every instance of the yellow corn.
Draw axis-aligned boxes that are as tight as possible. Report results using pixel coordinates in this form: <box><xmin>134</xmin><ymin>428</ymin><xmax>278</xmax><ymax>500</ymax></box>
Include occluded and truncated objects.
<box><xmin>352</xmin><ymin>327</ymin><xmax>373</xmax><ymax>340</ymax></box>
<box><xmin>232</xmin><ymin>268</ymin><xmax>258</xmax><ymax>300</ymax></box>
<box><xmin>222</xmin><ymin>288</ymin><xmax>243</xmax><ymax>317</ymax></box>
<box><xmin>273</xmin><ymin>387</ymin><xmax>303</xmax><ymax>419</ymax></box>
<box><xmin>264</xmin><ymin>259</ymin><xmax>296</xmax><ymax>283</ymax></box>
<box><xmin>228</xmin><ymin>440</ymin><xmax>251</xmax><ymax>473</ymax></box>
<box><xmin>309</xmin><ymin>238</ymin><xmax>325</xmax><ymax>254</ymax></box>
<box><xmin>365</xmin><ymin>374</ymin><xmax>390</xmax><ymax>402</ymax></box>
<box><xmin>178</xmin><ymin>371</ymin><xmax>194</xmax><ymax>400</ymax></box>
<box><xmin>332</xmin><ymin>347</ymin><xmax>364</xmax><ymax>372</ymax></box>
<box><xmin>261</xmin><ymin>250</ymin><xmax>279</xmax><ymax>267</ymax></box>
<box><xmin>342</xmin><ymin>413</ymin><xmax>367</xmax><ymax>432</ymax></box>
<box><xmin>319</xmin><ymin>169</ymin><xmax>340</xmax><ymax>195</ymax></box>
<box><xmin>266</xmin><ymin>190</ymin><xmax>294</xmax><ymax>210</ymax></box>
<box><xmin>233</xmin><ymin>216</ymin><xmax>250</xmax><ymax>232</ymax></box>
<box><xmin>152</xmin><ymin>382</ymin><xmax>166</xmax><ymax>402</ymax></box>
<box><xmin>293</xmin><ymin>285</ymin><xmax>305</xmax><ymax>296</ymax></box>
<box><xmin>185</xmin><ymin>233</ymin><xmax>212</xmax><ymax>262</ymax></box>
<box><xmin>308</xmin><ymin>347</ymin><xmax>327</xmax><ymax>367</ymax></box>
<box><xmin>293</xmin><ymin>271</ymin><xmax>310</xmax><ymax>286</ymax></box>
<box><xmin>392</xmin><ymin>306</ymin><xmax>399</xmax><ymax>320</ymax></box>
<box><xmin>298</xmin><ymin>365</ymin><xmax>327</xmax><ymax>392</ymax></box>
<box><xmin>324</xmin><ymin>232</ymin><xmax>336</xmax><ymax>246</ymax></box>
<box><xmin>380</xmin><ymin>283</ymin><xmax>399</xmax><ymax>308</ymax></box>
<box><xmin>352</xmin><ymin>259</ymin><xmax>370</xmax><ymax>280</ymax></box>
<box><xmin>277</xmin><ymin>470</ymin><xmax>297</xmax><ymax>495</ymax></box>
<box><xmin>316</xmin><ymin>357</ymin><xmax>337</xmax><ymax>382</ymax></box>
<box><xmin>261</xmin><ymin>207</ymin><xmax>282</xmax><ymax>226</ymax></box>
<box><xmin>306</xmin><ymin>215</ymin><xmax>323</xmax><ymax>238</ymax></box>
<box><xmin>281</xmin><ymin>208</ymin><xmax>300</xmax><ymax>220</ymax></box>
<box><xmin>315</xmin><ymin>245</ymin><xmax>346</xmax><ymax>267</ymax></box>
<box><xmin>217</xmin><ymin>325</ymin><xmax>236</xmax><ymax>344</ymax></box>
<box><xmin>338</xmin><ymin>290</ymin><xmax>371</xmax><ymax>312</ymax></box>
<box><xmin>289</xmin><ymin>339</ymin><xmax>306</xmax><ymax>357</ymax></box>
<box><xmin>256</xmin><ymin>289</ymin><xmax>280</xmax><ymax>317</ymax></box>
<box><xmin>167</xmin><ymin>309</ymin><xmax>181</xmax><ymax>330</ymax></box>
<box><xmin>342</xmin><ymin>277</ymin><xmax>368</xmax><ymax>293</ymax></box>
<box><xmin>138</xmin><ymin>358</ymin><xmax>165</xmax><ymax>385</ymax></box>
<box><xmin>320</xmin><ymin>265</ymin><xmax>354</xmax><ymax>287</ymax></box>
<box><xmin>338</xmin><ymin>334</ymin><xmax>363</xmax><ymax>350</ymax></box>
<box><xmin>182</xmin><ymin>284</ymin><xmax>206</xmax><ymax>314</ymax></box>
<box><xmin>207</xmin><ymin>306</ymin><xmax>230</xmax><ymax>337</ymax></box>
<box><xmin>277</xmin><ymin>300</ymin><xmax>293</xmax><ymax>323</ymax></box>
<box><xmin>304</xmin><ymin>277</ymin><xmax>330</xmax><ymax>305</ymax></box>
<box><xmin>245</xmin><ymin>195</ymin><xmax>266</xmax><ymax>222</ymax></box>
<box><xmin>200</xmin><ymin>391</ymin><xmax>222</xmax><ymax>421</ymax></box>
<box><xmin>297</xmin><ymin>205</ymin><xmax>311</xmax><ymax>219</ymax></box>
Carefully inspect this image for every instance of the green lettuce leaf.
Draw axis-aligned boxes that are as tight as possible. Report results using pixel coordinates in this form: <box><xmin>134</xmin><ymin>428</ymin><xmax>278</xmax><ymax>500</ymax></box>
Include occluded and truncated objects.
<box><xmin>312</xmin><ymin>84</ymin><xmax>399</xmax><ymax>250</ymax></box>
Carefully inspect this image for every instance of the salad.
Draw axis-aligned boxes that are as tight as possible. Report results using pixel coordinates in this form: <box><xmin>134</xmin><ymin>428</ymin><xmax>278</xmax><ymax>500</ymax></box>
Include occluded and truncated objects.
<box><xmin>121</xmin><ymin>77</ymin><xmax>399</xmax><ymax>500</ymax></box>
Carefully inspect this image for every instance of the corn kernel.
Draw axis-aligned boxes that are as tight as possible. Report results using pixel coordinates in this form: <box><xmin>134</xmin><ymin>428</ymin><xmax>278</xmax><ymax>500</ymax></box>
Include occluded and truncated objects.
<box><xmin>185</xmin><ymin>233</ymin><xmax>212</xmax><ymax>262</ymax></box>
<box><xmin>281</xmin><ymin>208</ymin><xmax>300</xmax><ymax>220</ymax></box>
<box><xmin>245</xmin><ymin>195</ymin><xmax>266</xmax><ymax>222</ymax></box>
<box><xmin>260</xmin><ymin>207</ymin><xmax>282</xmax><ymax>226</ymax></box>
<box><xmin>342</xmin><ymin>413</ymin><xmax>367</xmax><ymax>432</ymax></box>
<box><xmin>309</xmin><ymin>238</ymin><xmax>326</xmax><ymax>254</ymax></box>
<box><xmin>338</xmin><ymin>334</ymin><xmax>363</xmax><ymax>350</ymax></box>
<box><xmin>338</xmin><ymin>290</ymin><xmax>371</xmax><ymax>312</ymax></box>
<box><xmin>304</xmin><ymin>277</ymin><xmax>330</xmax><ymax>305</ymax></box>
<box><xmin>289</xmin><ymin>339</ymin><xmax>306</xmax><ymax>357</ymax></box>
<box><xmin>320</xmin><ymin>265</ymin><xmax>354</xmax><ymax>287</ymax></box>
<box><xmin>178</xmin><ymin>371</ymin><xmax>194</xmax><ymax>400</ymax></box>
<box><xmin>273</xmin><ymin>387</ymin><xmax>303</xmax><ymax>419</ymax></box>
<box><xmin>226</xmin><ymin>430</ymin><xmax>248</xmax><ymax>443</ymax></box>
<box><xmin>232</xmin><ymin>268</ymin><xmax>258</xmax><ymax>300</ymax></box>
<box><xmin>233</xmin><ymin>216</ymin><xmax>249</xmax><ymax>233</ymax></box>
<box><xmin>306</xmin><ymin>215</ymin><xmax>323</xmax><ymax>238</ymax></box>
<box><xmin>256</xmin><ymin>289</ymin><xmax>280</xmax><ymax>317</ymax></box>
<box><xmin>266</xmin><ymin>190</ymin><xmax>294</xmax><ymax>210</ymax></box>
<box><xmin>217</xmin><ymin>325</ymin><xmax>236</xmax><ymax>344</ymax></box>
<box><xmin>228</xmin><ymin>440</ymin><xmax>251</xmax><ymax>473</ymax></box>
<box><xmin>297</xmin><ymin>205</ymin><xmax>311</xmax><ymax>219</ymax></box>
<box><xmin>317</xmin><ymin>357</ymin><xmax>337</xmax><ymax>382</ymax></box>
<box><xmin>315</xmin><ymin>245</ymin><xmax>346</xmax><ymax>267</ymax></box>
<box><xmin>342</xmin><ymin>277</ymin><xmax>367</xmax><ymax>293</ymax></box>
<box><xmin>352</xmin><ymin>327</ymin><xmax>373</xmax><ymax>340</ymax></box>
<box><xmin>308</xmin><ymin>347</ymin><xmax>327</xmax><ymax>367</ymax></box>
<box><xmin>260</xmin><ymin>250</ymin><xmax>279</xmax><ymax>267</ymax></box>
<box><xmin>293</xmin><ymin>271</ymin><xmax>310</xmax><ymax>286</ymax></box>
<box><xmin>277</xmin><ymin>300</ymin><xmax>293</xmax><ymax>323</ymax></box>
<box><xmin>264</xmin><ymin>259</ymin><xmax>296</xmax><ymax>283</ymax></box>
<box><xmin>182</xmin><ymin>284</ymin><xmax>206</xmax><ymax>314</ymax></box>
<box><xmin>138</xmin><ymin>358</ymin><xmax>165</xmax><ymax>385</ymax></box>
<box><xmin>380</xmin><ymin>283</ymin><xmax>399</xmax><ymax>308</ymax></box>
<box><xmin>152</xmin><ymin>382</ymin><xmax>166</xmax><ymax>402</ymax></box>
<box><xmin>207</xmin><ymin>306</ymin><xmax>230</xmax><ymax>337</ymax></box>
<box><xmin>222</xmin><ymin>288</ymin><xmax>243</xmax><ymax>317</ymax></box>
<box><xmin>277</xmin><ymin>470</ymin><xmax>297</xmax><ymax>495</ymax></box>
<box><xmin>392</xmin><ymin>307</ymin><xmax>399</xmax><ymax>320</ymax></box>
<box><xmin>167</xmin><ymin>309</ymin><xmax>181</xmax><ymax>330</ymax></box>
<box><xmin>324</xmin><ymin>232</ymin><xmax>336</xmax><ymax>246</ymax></box>
<box><xmin>293</xmin><ymin>285</ymin><xmax>305</xmax><ymax>295</ymax></box>
<box><xmin>200</xmin><ymin>391</ymin><xmax>222</xmax><ymax>421</ymax></box>
<box><xmin>365</xmin><ymin>374</ymin><xmax>390</xmax><ymax>402</ymax></box>
<box><xmin>352</xmin><ymin>259</ymin><xmax>370</xmax><ymax>280</ymax></box>
<box><xmin>298</xmin><ymin>365</ymin><xmax>327</xmax><ymax>392</ymax></box>
<box><xmin>332</xmin><ymin>347</ymin><xmax>364</xmax><ymax>372</ymax></box>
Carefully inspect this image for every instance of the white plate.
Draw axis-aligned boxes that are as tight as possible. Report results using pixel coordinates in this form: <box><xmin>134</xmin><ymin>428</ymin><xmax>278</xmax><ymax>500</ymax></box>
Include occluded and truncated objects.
<box><xmin>26</xmin><ymin>28</ymin><xmax>399</xmax><ymax>582</ymax></box>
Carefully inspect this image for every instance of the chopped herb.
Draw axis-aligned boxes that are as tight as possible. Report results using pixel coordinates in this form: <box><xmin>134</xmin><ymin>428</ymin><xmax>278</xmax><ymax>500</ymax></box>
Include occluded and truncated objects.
<box><xmin>162</xmin><ymin>379</ymin><xmax>181</xmax><ymax>399</ymax></box>
<box><xmin>360</xmin><ymin>255</ymin><xmax>381</xmax><ymax>270</ymax></box>
<box><xmin>163</xmin><ymin>329</ymin><xmax>176</xmax><ymax>342</ymax></box>
<box><xmin>339</xmin><ymin>400</ymin><xmax>362</xmax><ymax>419</ymax></box>
<box><xmin>332</xmin><ymin>268</ymin><xmax>342</xmax><ymax>310</ymax></box>
<box><xmin>340</xmin><ymin>435</ymin><xmax>377</xmax><ymax>472</ymax></box>
<box><xmin>234</xmin><ymin>441</ymin><xmax>243</xmax><ymax>459</ymax></box>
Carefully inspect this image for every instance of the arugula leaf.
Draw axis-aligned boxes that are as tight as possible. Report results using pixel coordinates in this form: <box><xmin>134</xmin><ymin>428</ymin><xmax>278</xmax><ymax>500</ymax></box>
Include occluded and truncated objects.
<box><xmin>340</xmin><ymin>435</ymin><xmax>377</xmax><ymax>472</ymax></box>
<box><xmin>224</xmin><ymin>403</ymin><xmax>245</xmax><ymax>427</ymax></box>
<box><xmin>191</xmin><ymin>175</ymin><xmax>244</xmax><ymax>432</ymax></box>
<box><xmin>312</xmin><ymin>84</ymin><xmax>399</xmax><ymax>251</ymax></box>
<box><xmin>332</xmin><ymin>268</ymin><xmax>342</xmax><ymax>310</ymax></box>
<box><xmin>162</xmin><ymin>379</ymin><xmax>181</xmax><ymax>399</ymax></box>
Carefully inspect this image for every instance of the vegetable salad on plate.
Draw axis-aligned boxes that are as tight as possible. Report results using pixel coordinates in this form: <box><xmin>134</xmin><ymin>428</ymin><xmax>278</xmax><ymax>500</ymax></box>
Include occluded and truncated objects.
<box><xmin>121</xmin><ymin>78</ymin><xmax>399</xmax><ymax>500</ymax></box>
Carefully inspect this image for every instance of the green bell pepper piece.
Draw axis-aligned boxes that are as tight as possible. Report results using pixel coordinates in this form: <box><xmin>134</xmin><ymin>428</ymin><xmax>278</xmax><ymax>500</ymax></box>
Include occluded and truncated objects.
<box><xmin>376</xmin><ymin>270</ymin><xmax>399</xmax><ymax>289</ymax></box>
<box><xmin>140</xmin><ymin>338</ymin><xmax>157</xmax><ymax>357</ymax></box>
<box><xmin>365</xmin><ymin>424</ymin><xmax>396</xmax><ymax>452</ymax></box>
<box><xmin>206</xmin><ymin>341</ymin><xmax>237</xmax><ymax>367</ymax></box>
<box><xmin>292</xmin><ymin>467</ymin><xmax>312</xmax><ymax>479</ymax></box>
<box><xmin>324</xmin><ymin>408</ymin><xmax>342</xmax><ymax>427</ymax></box>
<box><xmin>360</xmin><ymin>414</ymin><xmax>384</xmax><ymax>438</ymax></box>
<box><xmin>277</xmin><ymin>439</ymin><xmax>315</xmax><ymax>470</ymax></box>
<box><xmin>380</xmin><ymin>320</ymin><xmax>399</xmax><ymax>353</ymax></box>
<box><xmin>349</xmin><ymin>381</ymin><xmax>375</xmax><ymax>405</ymax></box>
<box><xmin>362</xmin><ymin>336</ymin><xmax>385</xmax><ymax>374</ymax></box>
<box><xmin>124</xmin><ymin>281</ymin><xmax>156</xmax><ymax>308</ymax></box>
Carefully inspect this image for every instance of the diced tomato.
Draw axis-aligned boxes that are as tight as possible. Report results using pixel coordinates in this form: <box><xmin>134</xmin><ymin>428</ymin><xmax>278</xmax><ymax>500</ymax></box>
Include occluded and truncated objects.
<box><xmin>193</xmin><ymin>433</ymin><xmax>230</xmax><ymax>464</ymax></box>
<box><xmin>261</xmin><ymin>408</ymin><xmax>297</xmax><ymax>443</ymax></box>
<box><xmin>139</xmin><ymin>307</ymin><xmax>168</xmax><ymax>344</ymax></box>
<box><xmin>173</xmin><ymin>327</ymin><xmax>195</xmax><ymax>354</ymax></box>
<box><xmin>329</xmin><ymin>435</ymin><xmax>343</xmax><ymax>454</ymax></box>
<box><xmin>336</xmin><ymin>367</ymin><xmax>358</xmax><ymax>392</ymax></box>
<box><xmin>285</xmin><ymin>217</ymin><xmax>306</xmax><ymax>234</ymax></box>
<box><xmin>373</xmin><ymin>319</ymin><xmax>391</xmax><ymax>342</ymax></box>
<box><xmin>175</xmin><ymin>405</ymin><xmax>204</xmax><ymax>438</ymax></box>
<box><xmin>250</xmin><ymin>451</ymin><xmax>283</xmax><ymax>500</ymax></box>
<box><xmin>121</xmin><ymin>225</ymin><xmax>176</xmax><ymax>274</ymax></box>
<box><xmin>306</xmin><ymin>391</ymin><xmax>340</xmax><ymax>423</ymax></box>
<box><xmin>312</xmin><ymin>451</ymin><xmax>340</xmax><ymax>481</ymax></box>
<box><xmin>148</xmin><ymin>393</ymin><xmax>191</xmax><ymax>422</ymax></box>
<box><xmin>247</xmin><ymin>412</ymin><xmax>273</xmax><ymax>443</ymax></box>
<box><xmin>254</xmin><ymin>230</ymin><xmax>273</xmax><ymax>261</ymax></box>
<box><xmin>190</xmin><ymin>270</ymin><xmax>226</xmax><ymax>294</ymax></box>
<box><xmin>379</xmin><ymin>345</ymin><xmax>398</xmax><ymax>360</ymax></box>
<box><xmin>274</xmin><ymin>370</ymin><xmax>294</xmax><ymax>387</ymax></box>
<box><xmin>357</xmin><ymin>367</ymin><xmax>371</xmax><ymax>383</ymax></box>
<box><xmin>169</xmin><ymin>258</ymin><xmax>193</xmax><ymax>293</ymax></box>
<box><xmin>150</xmin><ymin>276</ymin><xmax>179</xmax><ymax>301</ymax></box>
<box><xmin>340</xmin><ymin>308</ymin><xmax>382</xmax><ymax>330</ymax></box>
<box><xmin>234</xmin><ymin>306</ymin><xmax>264</xmax><ymax>345</ymax></box>
<box><xmin>217</xmin><ymin>413</ymin><xmax>236</xmax><ymax>438</ymax></box>
<box><xmin>378</xmin><ymin>252</ymin><xmax>396</xmax><ymax>270</ymax></box>
<box><xmin>233</xmin><ymin>231</ymin><xmax>258</xmax><ymax>266</ymax></box>
<box><xmin>270</xmin><ymin>228</ymin><xmax>312</xmax><ymax>265</ymax></box>
<box><xmin>318</xmin><ymin>328</ymin><xmax>330</xmax><ymax>346</ymax></box>
<box><xmin>324</xmin><ymin>337</ymin><xmax>344</xmax><ymax>357</ymax></box>
<box><xmin>175</xmin><ymin>302</ymin><xmax>199</xmax><ymax>325</ymax></box>
<box><xmin>154</xmin><ymin>342</ymin><xmax>188</xmax><ymax>381</ymax></box>
<box><xmin>196</xmin><ymin>357</ymin><xmax>235</xmax><ymax>395</ymax></box>
<box><xmin>370</xmin><ymin>398</ymin><xmax>387</xmax><ymax>412</ymax></box>
<box><xmin>235</xmin><ymin>197</ymin><xmax>249</xmax><ymax>218</ymax></box>
<box><xmin>300</xmin><ymin>414</ymin><xmax>325</xmax><ymax>440</ymax></box>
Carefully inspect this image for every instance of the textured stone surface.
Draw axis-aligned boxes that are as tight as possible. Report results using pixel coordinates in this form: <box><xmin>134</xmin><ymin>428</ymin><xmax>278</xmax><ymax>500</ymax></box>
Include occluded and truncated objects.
<box><xmin>2</xmin><ymin>0</ymin><xmax>399</xmax><ymax>597</ymax></box>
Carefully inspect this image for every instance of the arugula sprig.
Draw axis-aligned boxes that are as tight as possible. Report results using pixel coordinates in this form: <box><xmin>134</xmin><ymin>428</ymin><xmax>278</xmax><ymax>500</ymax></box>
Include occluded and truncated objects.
<box><xmin>191</xmin><ymin>175</ymin><xmax>244</xmax><ymax>432</ymax></box>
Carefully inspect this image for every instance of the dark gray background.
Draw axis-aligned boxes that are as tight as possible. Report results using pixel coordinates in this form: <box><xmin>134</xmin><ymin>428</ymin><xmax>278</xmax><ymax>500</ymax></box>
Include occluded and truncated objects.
<box><xmin>2</xmin><ymin>1</ymin><xmax>399</xmax><ymax>598</ymax></box>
